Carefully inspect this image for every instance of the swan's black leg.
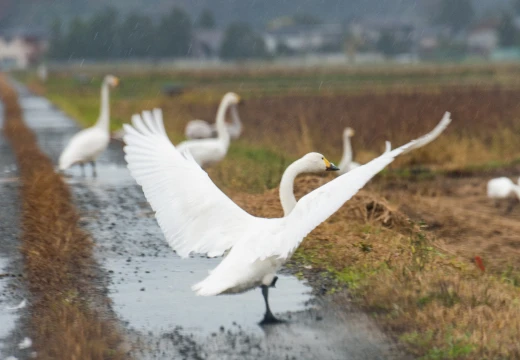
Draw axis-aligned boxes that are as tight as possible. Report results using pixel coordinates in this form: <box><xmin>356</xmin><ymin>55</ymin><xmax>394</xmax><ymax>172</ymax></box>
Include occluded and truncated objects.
<box><xmin>259</xmin><ymin>281</ymin><xmax>284</xmax><ymax>325</ymax></box>
<box><xmin>80</xmin><ymin>162</ymin><xmax>85</xmax><ymax>176</ymax></box>
<box><xmin>91</xmin><ymin>161</ymin><xmax>97</xmax><ymax>177</ymax></box>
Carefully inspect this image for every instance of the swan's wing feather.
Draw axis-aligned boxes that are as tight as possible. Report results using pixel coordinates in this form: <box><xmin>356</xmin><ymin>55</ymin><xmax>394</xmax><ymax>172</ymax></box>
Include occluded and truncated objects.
<box><xmin>384</xmin><ymin>141</ymin><xmax>391</xmax><ymax>153</ymax></box>
<box><xmin>246</xmin><ymin>112</ymin><xmax>451</xmax><ymax>262</ymax></box>
<box><xmin>400</xmin><ymin>111</ymin><xmax>451</xmax><ymax>155</ymax></box>
<box><xmin>123</xmin><ymin>111</ymin><xmax>256</xmax><ymax>258</ymax></box>
<box><xmin>152</xmin><ymin>108</ymin><xmax>165</xmax><ymax>133</ymax></box>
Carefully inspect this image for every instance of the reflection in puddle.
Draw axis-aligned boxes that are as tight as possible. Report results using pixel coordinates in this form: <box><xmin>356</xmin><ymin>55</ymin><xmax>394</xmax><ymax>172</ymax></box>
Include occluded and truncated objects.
<box><xmin>107</xmin><ymin>257</ymin><xmax>312</xmax><ymax>337</ymax></box>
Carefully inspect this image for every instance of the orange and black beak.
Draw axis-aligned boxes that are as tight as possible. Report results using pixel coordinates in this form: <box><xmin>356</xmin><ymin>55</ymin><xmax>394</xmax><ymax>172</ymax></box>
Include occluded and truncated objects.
<box><xmin>324</xmin><ymin>157</ymin><xmax>339</xmax><ymax>171</ymax></box>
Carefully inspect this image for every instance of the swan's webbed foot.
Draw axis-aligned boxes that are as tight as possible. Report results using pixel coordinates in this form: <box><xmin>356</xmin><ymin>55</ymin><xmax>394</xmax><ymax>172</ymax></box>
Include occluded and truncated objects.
<box><xmin>260</xmin><ymin>311</ymin><xmax>285</xmax><ymax>326</ymax></box>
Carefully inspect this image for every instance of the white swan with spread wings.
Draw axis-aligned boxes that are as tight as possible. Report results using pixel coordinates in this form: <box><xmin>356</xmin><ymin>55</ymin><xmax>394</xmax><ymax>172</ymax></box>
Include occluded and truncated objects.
<box><xmin>123</xmin><ymin>111</ymin><xmax>451</xmax><ymax>324</ymax></box>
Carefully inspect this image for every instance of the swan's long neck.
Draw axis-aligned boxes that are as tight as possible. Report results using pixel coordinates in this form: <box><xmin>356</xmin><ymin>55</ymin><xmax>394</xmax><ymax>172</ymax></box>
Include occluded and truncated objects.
<box><xmin>279</xmin><ymin>159</ymin><xmax>308</xmax><ymax>216</ymax></box>
<box><xmin>339</xmin><ymin>135</ymin><xmax>353</xmax><ymax>169</ymax></box>
<box><xmin>95</xmin><ymin>81</ymin><xmax>110</xmax><ymax>131</ymax></box>
<box><xmin>229</xmin><ymin>105</ymin><xmax>242</xmax><ymax>134</ymax></box>
<box><xmin>215</xmin><ymin>98</ymin><xmax>231</xmax><ymax>148</ymax></box>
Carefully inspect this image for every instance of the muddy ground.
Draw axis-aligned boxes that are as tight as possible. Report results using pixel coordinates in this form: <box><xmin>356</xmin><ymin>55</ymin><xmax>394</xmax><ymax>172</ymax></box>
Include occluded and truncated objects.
<box><xmin>0</xmin><ymin>81</ymin><xmax>410</xmax><ymax>359</ymax></box>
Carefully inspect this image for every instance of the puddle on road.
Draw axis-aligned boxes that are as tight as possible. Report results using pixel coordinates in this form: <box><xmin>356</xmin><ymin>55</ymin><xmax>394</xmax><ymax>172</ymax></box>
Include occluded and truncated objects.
<box><xmin>63</xmin><ymin>166</ymin><xmax>314</xmax><ymax>339</ymax></box>
<box><xmin>106</xmin><ymin>257</ymin><xmax>311</xmax><ymax>336</ymax></box>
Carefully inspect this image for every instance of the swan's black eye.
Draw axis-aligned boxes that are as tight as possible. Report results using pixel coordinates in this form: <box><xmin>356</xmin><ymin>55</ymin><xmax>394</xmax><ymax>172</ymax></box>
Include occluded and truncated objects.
<box><xmin>321</xmin><ymin>157</ymin><xmax>324</xmax><ymax>160</ymax></box>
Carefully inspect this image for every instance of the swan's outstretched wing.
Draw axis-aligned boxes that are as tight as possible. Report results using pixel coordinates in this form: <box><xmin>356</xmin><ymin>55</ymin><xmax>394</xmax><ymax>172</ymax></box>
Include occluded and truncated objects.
<box><xmin>123</xmin><ymin>110</ymin><xmax>256</xmax><ymax>258</ymax></box>
<box><xmin>400</xmin><ymin>111</ymin><xmax>451</xmax><ymax>155</ymax></box>
<box><xmin>246</xmin><ymin>112</ymin><xmax>452</xmax><ymax>261</ymax></box>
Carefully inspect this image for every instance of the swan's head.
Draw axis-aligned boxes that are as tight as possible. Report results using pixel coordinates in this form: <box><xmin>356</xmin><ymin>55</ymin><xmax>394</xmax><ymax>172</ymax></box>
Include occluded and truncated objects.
<box><xmin>302</xmin><ymin>152</ymin><xmax>339</xmax><ymax>172</ymax></box>
<box><xmin>223</xmin><ymin>92</ymin><xmax>242</xmax><ymax>106</ymax></box>
<box><xmin>104</xmin><ymin>75</ymin><xmax>120</xmax><ymax>88</ymax></box>
<box><xmin>343</xmin><ymin>127</ymin><xmax>355</xmax><ymax>138</ymax></box>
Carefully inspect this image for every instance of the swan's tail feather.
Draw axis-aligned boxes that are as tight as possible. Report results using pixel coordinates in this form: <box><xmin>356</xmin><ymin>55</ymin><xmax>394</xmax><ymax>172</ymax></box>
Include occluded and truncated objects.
<box><xmin>191</xmin><ymin>268</ymin><xmax>237</xmax><ymax>296</ymax></box>
<box><xmin>125</xmin><ymin>109</ymin><xmax>168</xmax><ymax>143</ymax></box>
<box><xmin>192</xmin><ymin>278</ymin><xmax>228</xmax><ymax>296</ymax></box>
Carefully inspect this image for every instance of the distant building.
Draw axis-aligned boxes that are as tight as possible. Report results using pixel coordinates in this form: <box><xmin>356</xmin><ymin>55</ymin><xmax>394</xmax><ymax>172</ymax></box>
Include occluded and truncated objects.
<box><xmin>0</xmin><ymin>28</ymin><xmax>47</xmax><ymax>69</ymax></box>
<box><xmin>349</xmin><ymin>18</ymin><xmax>416</xmax><ymax>49</ymax></box>
<box><xmin>412</xmin><ymin>25</ymin><xmax>452</xmax><ymax>60</ymax></box>
<box><xmin>415</xmin><ymin>26</ymin><xmax>451</xmax><ymax>51</ymax></box>
<box><xmin>263</xmin><ymin>24</ymin><xmax>345</xmax><ymax>55</ymax></box>
<box><xmin>467</xmin><ymin>20</ymin><xmax>500</xmax><ymax>57</ymax></box>
<box><xmin>192</xmin><ymin>29</ymin><xmax>224</xmax><ymax>58</ymax></box>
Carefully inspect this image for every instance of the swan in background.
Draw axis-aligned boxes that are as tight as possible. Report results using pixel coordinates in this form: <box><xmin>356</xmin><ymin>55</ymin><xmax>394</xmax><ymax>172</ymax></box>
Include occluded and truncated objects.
<box><xmin>175</xmin><ymin>92</ymin><xmax>240</xmax><ymax>168</ymax></box>
<box><xmin>37</xmin><ymin>63</ymin><xmax>48</xmax><ymax>83</ymax></box>
<box><xmin>185</xmin><ymin>92</ymin><xmax>243</xmax><ymax>140</ymax></box>
<box><xmin>59</xmin><ymin>75</ymin><xmax>119</xmax><ymax>176</ymax></box>
<box><xmin>123</xmin><ymin>111</ymin><xmax>451</xmax><ymax>324</ymax></box>
<box><xmin>337</xmin><ymin>127</ymin><xmax>360</xmax><ymax>175</ymax></box>
<box><xmin>487</xmin><ymin>177</ymin><xmax>520</xmax><ymax>213</ymax></box>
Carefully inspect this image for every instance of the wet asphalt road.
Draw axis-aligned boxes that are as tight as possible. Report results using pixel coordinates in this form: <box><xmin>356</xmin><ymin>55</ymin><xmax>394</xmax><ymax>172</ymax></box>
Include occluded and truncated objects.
<box><xmin>0</xmin><ymin>97</ymin><xmax>34</xmax><ymax>359</ymax></box>
<box><xmin>1</xmin><ymin>80</ymin><xmax>407</xmax><ymax>359</ymax></box>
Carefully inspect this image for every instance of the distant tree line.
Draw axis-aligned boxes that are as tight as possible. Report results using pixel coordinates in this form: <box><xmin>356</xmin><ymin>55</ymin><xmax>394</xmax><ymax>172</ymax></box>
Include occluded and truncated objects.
<box><xmin>49</xmin><ymin>7</ymin><xmax>268</xmax><ymax>60</ymax></box>
<box><xmin>497</xmin><ymin>0</ymin><xmax>520</xmax><ymax>47</ymax></box>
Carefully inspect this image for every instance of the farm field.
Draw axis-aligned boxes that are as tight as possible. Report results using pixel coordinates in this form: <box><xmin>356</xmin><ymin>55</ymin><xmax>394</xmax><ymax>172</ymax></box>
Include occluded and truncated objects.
<box><xmin>13</xmin><ymin>65</ymin><xmax>520</xmax><ymax>359</ymax></box>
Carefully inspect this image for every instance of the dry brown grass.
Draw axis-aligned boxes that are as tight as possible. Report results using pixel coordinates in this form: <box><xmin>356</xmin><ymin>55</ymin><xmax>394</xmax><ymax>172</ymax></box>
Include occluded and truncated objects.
<box><xmin>378</xmin><ymin>174</ymin><xmax>520</xmax><ymax>282</ymax></box>
<box><xmin>128</xmin><ymin>87</ymin><xmax>520</xmax><ymax>173</ymax></box>
<box><xmin>0</xmin><ymin>75</ymin><xmax>125</xmax><ymax>360</ymax></box>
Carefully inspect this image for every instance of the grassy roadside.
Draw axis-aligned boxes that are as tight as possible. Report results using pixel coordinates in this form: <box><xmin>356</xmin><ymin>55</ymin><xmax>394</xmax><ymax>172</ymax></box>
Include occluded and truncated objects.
<box><xmin>17</xmin><ymin>70</ymin><xmax>520</xmax><ymax>358</ymax></box>
<box><xmin>0</xmin><ymin>75</ymin><xmax>125</xmax><ymax>359</ymax></box>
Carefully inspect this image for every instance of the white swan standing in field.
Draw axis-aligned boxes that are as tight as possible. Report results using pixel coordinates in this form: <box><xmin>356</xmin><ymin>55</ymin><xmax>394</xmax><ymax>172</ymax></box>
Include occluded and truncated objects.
<box><xmin>175</xmin><ymin>92</ymin><xmax>240</xmax><ymax>167</ymax></box>
<box><xmin>337</xmin><ymin>127</ymin><xmax>360</xmax><ymax>175</ymax></box>
<box><xmin>123</xmin><ymin>111</ymin><xmax>451</xmax><ymax>324</ymax></box>
<box><xmin>487</xmin><ymin>177</ymin><xmax>520</xmax><ymax>213</ymax></box>
<box><xmin>185</xmin><ymin>93</ymin><xmax>243</xmax><ymax>140</ymax></box>
<box><xmin>59</xmin><ymin>75</ymin><xmax>119</xmax><ymax>176</ymax></box>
